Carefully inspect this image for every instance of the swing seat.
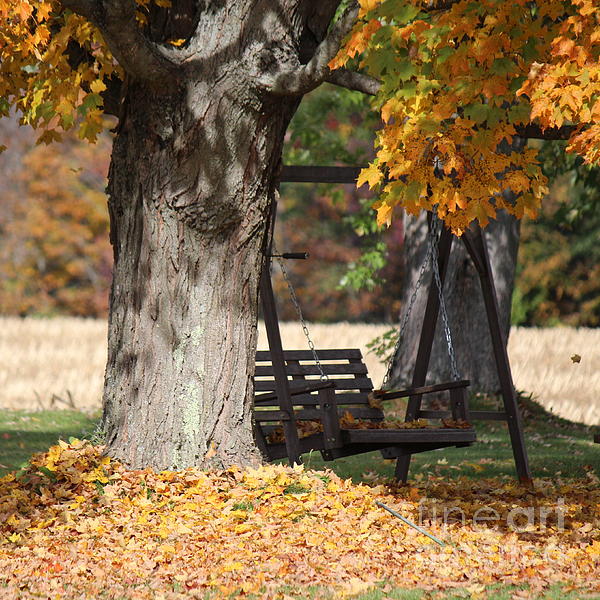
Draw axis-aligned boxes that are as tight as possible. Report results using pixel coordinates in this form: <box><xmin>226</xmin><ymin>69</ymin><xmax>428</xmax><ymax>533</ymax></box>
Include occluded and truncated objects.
<box><xmin>253</xmin><ymin>348</ymin><xmax>476</xmax><ymax>467</ymax></box>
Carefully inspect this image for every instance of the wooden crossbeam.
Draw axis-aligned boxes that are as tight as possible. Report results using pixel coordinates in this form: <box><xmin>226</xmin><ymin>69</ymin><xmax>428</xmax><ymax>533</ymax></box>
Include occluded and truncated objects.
<box><xmin>279</xmin><ymin>165</ymin><xmax>363</xmax><ymax>184</ymax></box>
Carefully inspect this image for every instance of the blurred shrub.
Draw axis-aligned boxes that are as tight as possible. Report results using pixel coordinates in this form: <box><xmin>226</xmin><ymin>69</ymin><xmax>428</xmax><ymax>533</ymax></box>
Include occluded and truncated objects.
<box><xmin>513</xmin><ymin>142</ymin><xmax>600</xmax><ymax>326</ymax></box>
<box><xmin>0</xmin><ymin>125</ymin><xmax>112</xmax><ymax>317</ymax></box>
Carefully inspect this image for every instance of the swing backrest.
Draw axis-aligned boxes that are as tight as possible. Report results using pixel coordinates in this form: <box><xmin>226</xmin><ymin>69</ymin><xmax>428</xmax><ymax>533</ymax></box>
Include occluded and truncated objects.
<box><xmin>254</xmin><ymin>348</ymin><xmax>384</xmax><ymax>421</ymax></box>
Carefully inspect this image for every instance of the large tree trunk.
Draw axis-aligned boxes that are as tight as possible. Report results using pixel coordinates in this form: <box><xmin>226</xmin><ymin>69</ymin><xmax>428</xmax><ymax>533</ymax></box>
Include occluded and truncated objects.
<box><xmin>58</xmin><ymin>0</ymin><xmax>361</xmax><ymax>470</ymax></box>
<box><xmin>102</xmin><ymin>79</ymin><xmax>299</xmax><ymax>470</ymax></box>
<box><xmin>388</xmin><ymin>207</ymin><xmax>520</xmax><ymax>393</ymax></box>
<box><xmin>93</xmin><ymin>0</ymin><xmax>351</xmax><ymax>471</ymax></box>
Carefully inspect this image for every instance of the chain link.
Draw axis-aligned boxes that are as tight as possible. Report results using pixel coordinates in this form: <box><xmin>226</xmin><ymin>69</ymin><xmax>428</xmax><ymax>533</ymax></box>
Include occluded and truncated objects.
<box><xmin>381</xmin><ymin>228</ymin><xmax>435</xmax><ymax>387</ymax></box>
<box><xmin>430</xmin><ymin>214</ymin><xmax>460</xmax><ymax>381</ymax></box>
<box><xmin>272</xmin><ymin>244</ymin><xmax>328</xmax><ymax>381</ymax></box>
<box><xmin>381</xmin><ymin>213</ymin><xmax>460</xmax><ymax>387</ymax></box>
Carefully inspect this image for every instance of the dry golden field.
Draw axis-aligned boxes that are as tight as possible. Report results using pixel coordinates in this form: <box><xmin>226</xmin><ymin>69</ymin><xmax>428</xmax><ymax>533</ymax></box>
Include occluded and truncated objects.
<box><xmin>0</xmin><ymin>317</ymin><xmax>598</xmax><ymax>425</ymax></box>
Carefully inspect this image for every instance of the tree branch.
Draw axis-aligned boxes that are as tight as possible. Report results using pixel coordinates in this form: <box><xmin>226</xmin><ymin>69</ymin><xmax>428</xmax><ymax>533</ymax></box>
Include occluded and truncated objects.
<box><xmin>324</xmin><ymin>68</ymin><xmax>380</xmax><ymax>95</ymax></box>
<box><xmin>263</xmin><ymin>1</ymin><xmax>360</xmax><ymax>96</ymax></box>
<box><xmin>59</xmin><ymin>0</ymin><xmax>97</xmax><ymax>21</ymax></box>
<box><xmin>59</xmin><ymin>0</ymin><xmax>179</xmax><ymax>83</ymax></box>
<box><xmin>515</xmin><ymin>124</ymin><xmax>577</xmax><ymax>140</ymax></box>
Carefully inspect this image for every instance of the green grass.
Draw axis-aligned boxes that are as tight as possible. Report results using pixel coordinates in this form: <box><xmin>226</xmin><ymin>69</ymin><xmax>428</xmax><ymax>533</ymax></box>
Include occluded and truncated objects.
<box><xmin>299</xmin><ymin>393</ymin><xmax>599</xmax><ymax>482</ymax></box>
<box><xmin>347</xmin><ymin>582</ymin><xmax>600</xmax><ymax>599</ymax></box>
<box><xmin>1</xmin><ymin>392</ymin><xmax>598</xmax><ymax>481</ymax></box>
<box><xmin>0</xmin><ymin>409</ymin><xmax>100</xmax><ymax>475</ymax></box>
<box><xmin>201</xmin><ymin>582</ymin><xmax>600</xmax><ymax>599</ymax></box>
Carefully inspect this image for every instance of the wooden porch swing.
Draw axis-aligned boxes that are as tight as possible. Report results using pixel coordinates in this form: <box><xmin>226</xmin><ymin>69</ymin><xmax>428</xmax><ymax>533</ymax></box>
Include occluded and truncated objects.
<box><xmin>252</xmin><ymin>166</ymin><xmax>531</xmax><ymax>485</ymax></box>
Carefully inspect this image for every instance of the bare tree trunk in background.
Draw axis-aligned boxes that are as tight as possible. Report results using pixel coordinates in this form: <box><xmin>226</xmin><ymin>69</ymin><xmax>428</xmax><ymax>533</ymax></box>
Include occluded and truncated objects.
<box><xmin>388</xmin><ymin>205</ymin><xmax>521</xmax><ymax>393</ymax></box>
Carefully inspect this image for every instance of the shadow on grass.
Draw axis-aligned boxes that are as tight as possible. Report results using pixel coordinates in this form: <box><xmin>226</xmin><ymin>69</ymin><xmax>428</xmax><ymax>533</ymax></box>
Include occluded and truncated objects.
<box><xmin>0</xmin><ymin>410</ymin><xmax>100</xmax><ymax>476</ymax></box>
<box><xmin>293</xmin><ymin>394</ymin><xmax>600</xmax><ymax>483</ymax></box>
<box><xmin>1</xmin><ymin>391</ymin><xmax>598</xmax><ymax>484</ymax></box>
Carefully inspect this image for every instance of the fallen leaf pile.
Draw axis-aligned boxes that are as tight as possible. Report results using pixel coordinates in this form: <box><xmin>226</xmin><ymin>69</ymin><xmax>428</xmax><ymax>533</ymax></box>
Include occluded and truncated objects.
<box><xmin>267</xmin><ymin>413</ymin><xmax>471</xmax><ymax>444</ymax></box>
<box><xmin>1</xmin><ymin>439</ymin><xmax>599</xmax><ymax>599</ymax></box>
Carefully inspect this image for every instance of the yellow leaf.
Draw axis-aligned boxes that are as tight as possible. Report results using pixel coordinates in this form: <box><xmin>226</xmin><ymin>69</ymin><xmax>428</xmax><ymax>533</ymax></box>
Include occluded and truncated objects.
<box><xmin>358</xmin><ymin>0</ymin><xmax>381</xmax><ymax>18</ymax></box>
<box><xmin>90</xmin><ymin>79</ymin><xmax>107</xmax><ymax>94</ymax></box>
<box><xmin>234</xmin><ymin>523</ymin><xmax>253</xmax><ymax>534</ymax></box>
<box><xmin>357</xmin><ymin>163</ymin><xmax>382</xmax><ymax>188</ymax></box>
<box><xmin>205</xmin><ymin>442</ymin><xmax>217</xmax><ymax>459</ymax></box>
<box><xmin>464</xmin><ymin>462</ymin><xmax>485</xmax><ymax>472</ymax></box>
<box><xmin>375</xmin><ymin>203</ymin><xmax>393</xmax><ymax>227</ymax></box>
<box><xmin>221</xmin><ymin>561</ymin><xmax>244</xmax><ymax>572</ymax></box>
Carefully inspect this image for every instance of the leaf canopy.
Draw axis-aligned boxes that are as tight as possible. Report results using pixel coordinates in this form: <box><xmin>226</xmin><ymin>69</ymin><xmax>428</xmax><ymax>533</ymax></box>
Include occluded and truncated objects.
<box><xmin>0</xmin><ymin>1</ymin><xmax>120</xmax><ymax>143</ymax></box>
<box><xmin>331</xmin><ymin>0</ymin><xmax>600</xmax><ymax>233</ymax></box>
<box><xmin>1</xmin><ymin>1</ymin><xmax>598</xmax><ymax>233</ymax></box>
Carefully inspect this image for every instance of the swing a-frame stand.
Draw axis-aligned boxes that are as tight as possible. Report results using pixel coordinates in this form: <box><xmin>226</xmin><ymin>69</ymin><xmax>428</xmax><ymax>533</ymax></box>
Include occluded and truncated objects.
<box><xmin>391</xmin><ymin>216</ymin><xmax>531</xmax><ymax>485</ymax></box>
<box><xmin>254</xmin><ymin>166</ymin><xmax>531</xmax><ymax>486</ymax></box>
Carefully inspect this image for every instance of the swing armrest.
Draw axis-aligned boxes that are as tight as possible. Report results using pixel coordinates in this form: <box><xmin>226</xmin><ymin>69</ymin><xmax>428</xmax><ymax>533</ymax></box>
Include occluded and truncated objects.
<box><xmin>314</xmin><ymin>386</ymin><xmax>342</xmax><ymax>450</ymax></box>
<box><xmin>372</xmin><ymin>379</ymin><xmax>470</xmax><ymax>401</ymax></box>
<box><xmin>255</xmin><ymin>380</ymin><xmax>336</xmax><ymax>403</ymax></box>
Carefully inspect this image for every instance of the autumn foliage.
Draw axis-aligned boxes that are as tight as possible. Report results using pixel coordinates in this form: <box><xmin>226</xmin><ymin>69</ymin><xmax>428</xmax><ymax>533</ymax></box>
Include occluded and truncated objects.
<box><xmin>330</xmin><ymin>0</ymin><xmax>600</xmax><ymax>233</ymax></box>
<box><xmin>1</xmin><ymin>440</ymin><xmax>600</xmax><ymax>598</ymax></box>
<box><xmin>2</xmin><ymin>1</ymin><xmax>598</xmax><ymax>236</ymax></box>
<box><xmin>0</xmin><ymin>1</ymin><xmax>116</xmax><ymax>145</ymax></box>
<box><xmin>0</xmin><ymin>127</ymin><xmax>112</xmax><ymax>316</ymax></box>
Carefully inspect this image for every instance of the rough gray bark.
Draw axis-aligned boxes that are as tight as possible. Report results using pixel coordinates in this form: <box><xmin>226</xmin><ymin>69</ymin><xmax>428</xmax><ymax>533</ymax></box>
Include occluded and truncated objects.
<box><xmin>389</xmin><ymin>207</ymin><xmax>521</xmax><ymax>393</ymax></box>
<box><xmin>57</xmin><ymin>0</ymin><xmax>358</xmax><ymax>470</ymax></box>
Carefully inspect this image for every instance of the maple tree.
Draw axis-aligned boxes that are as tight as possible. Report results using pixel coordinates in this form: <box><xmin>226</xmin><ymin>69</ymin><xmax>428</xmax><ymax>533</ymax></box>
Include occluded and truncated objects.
<box><xmin>1</xmin><ymin>0</ymin><xmax>598</xmax><ymax>471</ymax></box>
<box><xmin>0</xmin><ymin>0</ymin><xmax>370</xmax><ymax>471</ymax></box>
<box><xmin>330</xmin><ymin>0</ymin><xmax>600</xmax><ymax>233</ymax></box>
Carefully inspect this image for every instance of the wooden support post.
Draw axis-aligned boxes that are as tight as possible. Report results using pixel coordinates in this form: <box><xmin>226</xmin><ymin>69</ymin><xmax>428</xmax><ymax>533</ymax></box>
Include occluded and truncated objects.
<box><xmin>395</xmin><ymin>221</ymin><xmax>454</xmax><ymax>483</ymax></box>
<box><xmin>319</xmin><ymin>387</ymin><xmax>342</xmax><ymax>452</ymax></box>
<box><xmin>461</xmin><ymin>224</ymin><xmax>532</xmax><ymax>485</ymax></box>
<box><xmin>449</xmin><ymin>387</ymin><xmax>469</xmax><ymax>421</ymax></box>
<box><xmin>259</xmin><ymin>200</ymin><xmax>303</xmax><ymax>466</ymax></box>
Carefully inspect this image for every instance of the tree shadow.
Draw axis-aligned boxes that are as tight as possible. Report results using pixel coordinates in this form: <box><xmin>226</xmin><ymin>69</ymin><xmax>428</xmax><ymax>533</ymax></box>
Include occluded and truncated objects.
<box><xmin>0</xmin><ymin>414</ymin><xmax>99</xmax><ymax>476</ymax></box>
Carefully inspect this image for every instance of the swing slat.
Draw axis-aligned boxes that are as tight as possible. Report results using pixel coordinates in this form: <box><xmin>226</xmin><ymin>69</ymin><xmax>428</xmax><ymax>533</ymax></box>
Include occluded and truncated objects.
<box><xmin>343</xmin><ymin>428</ymin><xmax>476</xmax><ymax>445</ymax></box>
<box><xmin>254</xmin><ymin>377</ymin><xmax>373</xmax><ymax>392</ymax></box>
<box><xmin>255</xmin><ymin>362</ymin><xmax>368</xmax><ymax>376</ymax></box>
<box><xmin>256</xmin><ymin>349</ymin><xmax>363</xmax><ymax>361</ymax></box>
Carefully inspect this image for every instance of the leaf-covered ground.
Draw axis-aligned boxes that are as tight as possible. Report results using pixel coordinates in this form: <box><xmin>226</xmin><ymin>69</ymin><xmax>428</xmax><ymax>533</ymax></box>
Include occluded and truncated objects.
<box><xmin>1</xmin><ymin>440</ymin><xmax>599</xmax><ymax>599</ymax></box>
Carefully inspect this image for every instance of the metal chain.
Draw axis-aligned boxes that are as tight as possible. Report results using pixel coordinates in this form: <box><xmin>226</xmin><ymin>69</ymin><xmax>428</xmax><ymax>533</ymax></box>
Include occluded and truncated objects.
<box><xmin>272</xmin><ymin>243</ymin><xmax>328</xmax><ymax>381</ymax></box>
<box><xmin>429</xmin><ymin>214</ymin><xmax>461</xmax><ymax>381</ymax></box>
<box><xmin>381</xmin><ymin>229</ymin><xmax>436</xmax><ymax>388</ymax></box>
<box><xmin>381</xmin><ymin>213</ymin><xmax>460</xmax><ymax>387</ymax></box>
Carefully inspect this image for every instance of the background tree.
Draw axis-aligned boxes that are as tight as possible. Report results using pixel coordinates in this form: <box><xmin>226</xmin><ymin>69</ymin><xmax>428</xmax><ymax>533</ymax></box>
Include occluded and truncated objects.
<box><xmin>388</xmin><ymin>205</ymin><xmax>521</xmax><ymax>391</ymax></box>
<box><xmin>513</xmin><ymin>141</ymin><xmax>600</xmax><ymax>327</ymax></box>
<box><xmin>0</xmin><ymin>126</ymin><xmax>112</xmax><ymax>316</ymax></box>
